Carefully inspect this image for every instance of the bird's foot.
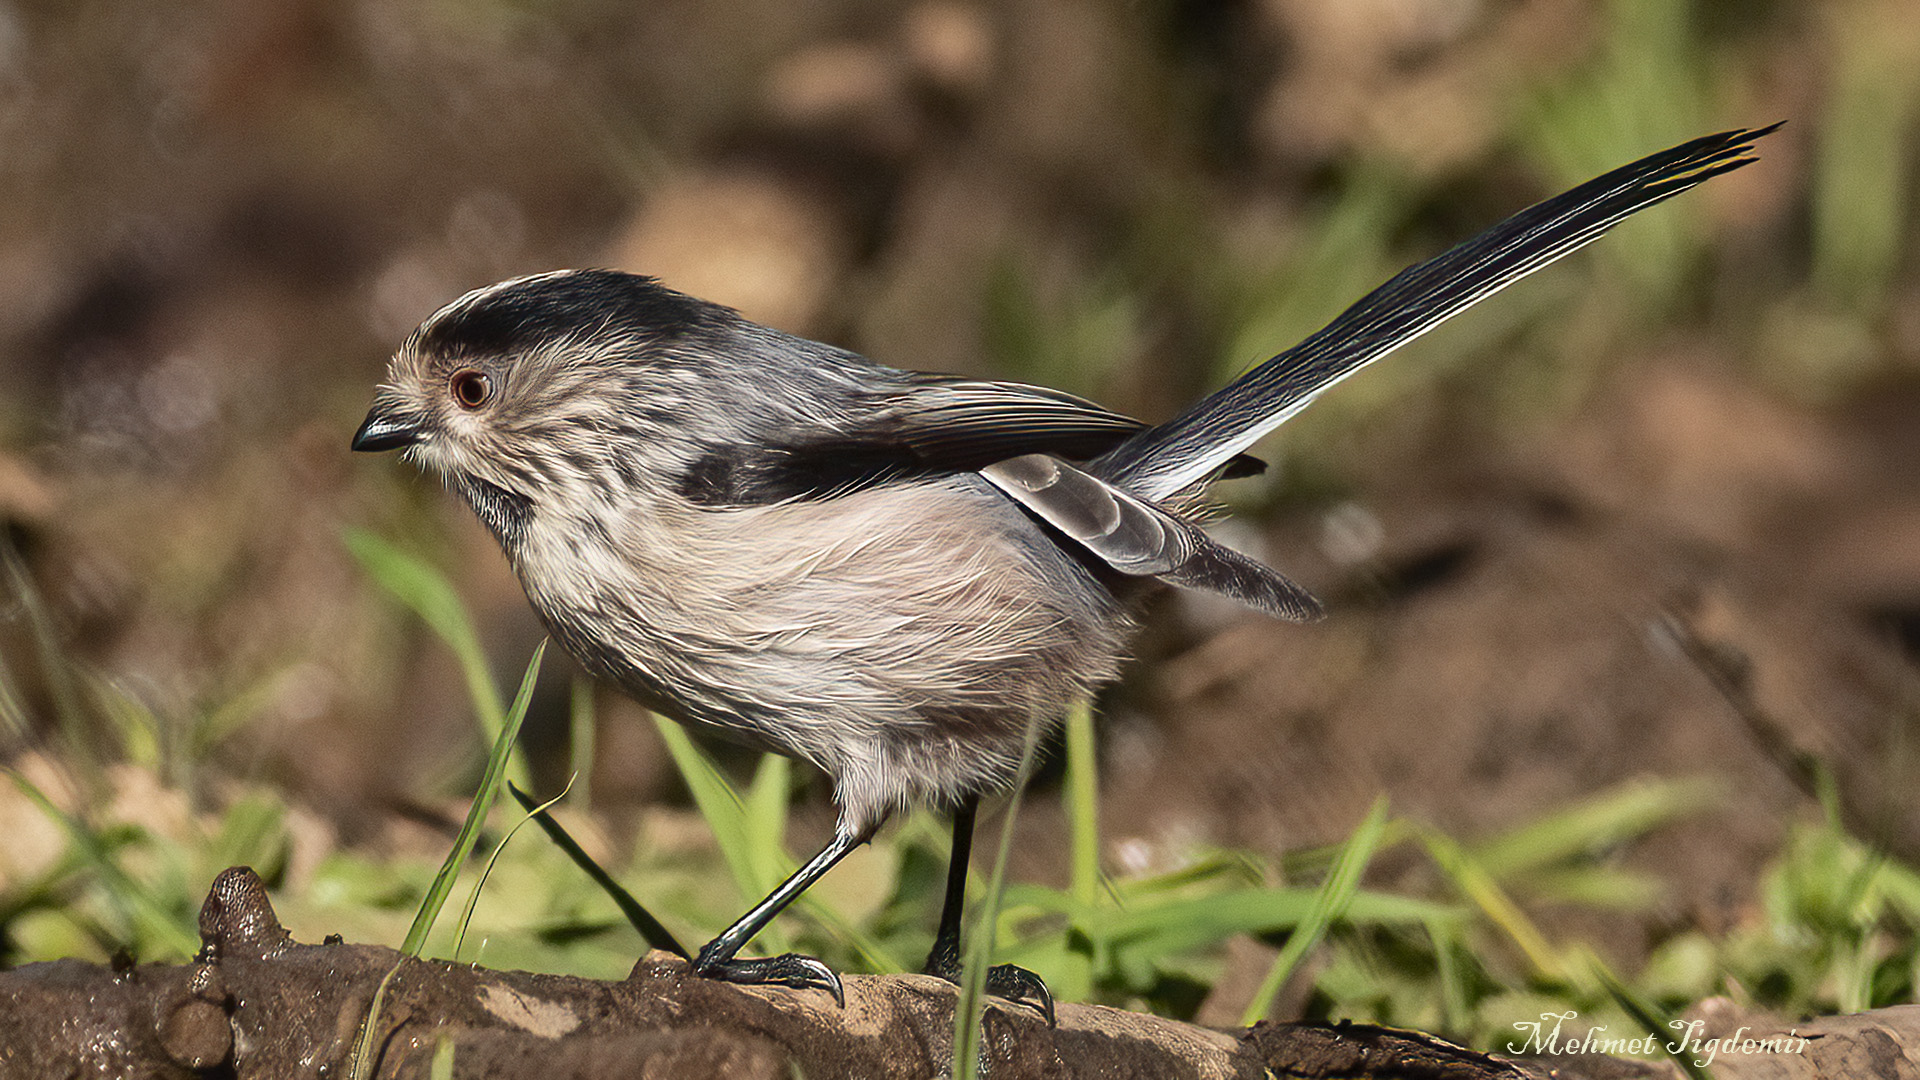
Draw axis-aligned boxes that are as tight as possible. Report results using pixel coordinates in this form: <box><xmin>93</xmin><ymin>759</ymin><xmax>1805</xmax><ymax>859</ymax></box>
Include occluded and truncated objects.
<box><xmin>984</xmin><ymin>964</ymin><xmax>1056</xmax><ymax>1025</ymax></box>
<box><xmin>925</xmin><ymin>957</ymin><xmax>1056</xmax><ymax>1026</ymax></box>
<box><xmin>692</xmin><ymin>949</ymin><xmax>845</xmax><ymax>1007</ymax></box>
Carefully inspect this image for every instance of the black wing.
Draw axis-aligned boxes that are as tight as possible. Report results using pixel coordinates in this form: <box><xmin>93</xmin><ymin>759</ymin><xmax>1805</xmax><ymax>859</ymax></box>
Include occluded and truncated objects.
<box><xmin>677</xmin><ymin>374</ymin><xmax>1260</xmax><ymax>506</ymax></box>
<box><xmin>884</xmin><ymin>375</ymin><xmax>1148</xmax><ymax>464</ymax></box>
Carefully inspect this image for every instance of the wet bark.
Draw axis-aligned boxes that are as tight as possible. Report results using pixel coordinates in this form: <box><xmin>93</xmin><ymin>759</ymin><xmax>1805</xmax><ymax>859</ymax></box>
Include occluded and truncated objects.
<box><xmin>0</xmin><ymin>867</ymin><xmax>1904</xmax><ymax>1079</ymax></box>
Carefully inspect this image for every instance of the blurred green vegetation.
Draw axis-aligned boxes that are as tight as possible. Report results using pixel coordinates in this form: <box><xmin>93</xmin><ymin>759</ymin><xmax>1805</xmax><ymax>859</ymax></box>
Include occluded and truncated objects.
<box><xmin>9</xmin><ymin>542</ymin><xmax>1920</xmax><ymax>1068</ymax></box>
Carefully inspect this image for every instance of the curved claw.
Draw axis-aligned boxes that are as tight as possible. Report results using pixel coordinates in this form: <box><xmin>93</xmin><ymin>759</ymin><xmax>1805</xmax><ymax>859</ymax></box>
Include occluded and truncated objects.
<box><xmin>985</xmin><ymin>963</ymin><xmax>1056</xmax><ymax>1026</ymax></box>
<box><xmin>693</xmin><ymin>952</ymin><xmax>846</xmax><ymax>1008</ymax></box>
<box><xmin>927</xmin><ymin>959</ymin><xmax>1057</xmax><ymax>1026</ymax></box>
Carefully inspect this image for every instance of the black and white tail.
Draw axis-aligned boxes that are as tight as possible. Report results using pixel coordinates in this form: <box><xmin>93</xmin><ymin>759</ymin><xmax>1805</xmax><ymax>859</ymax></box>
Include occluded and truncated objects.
<box><xmin>987</xmin><ymin>124</ymin><xmax>1778</xmax><ymax>623</ymax></box>
<box><xmin>1094</xmin><ymin>124</ymin><xmax>1780</xmax><ymax>503</ymax></box>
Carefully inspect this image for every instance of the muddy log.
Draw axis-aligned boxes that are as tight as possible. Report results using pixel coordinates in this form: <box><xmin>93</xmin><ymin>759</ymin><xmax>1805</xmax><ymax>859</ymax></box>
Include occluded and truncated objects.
<box><xmin>0</xmin><ymin>868</ymin><xmax>1907</xmax><ymax>1079</ymax></box>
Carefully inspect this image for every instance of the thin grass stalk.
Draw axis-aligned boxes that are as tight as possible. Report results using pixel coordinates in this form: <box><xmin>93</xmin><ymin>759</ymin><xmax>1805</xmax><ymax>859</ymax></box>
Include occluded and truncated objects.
<box><xmin>401</xmin><ymin>641</ymin><xmax>546</xmax><ymax>957</ymax></box>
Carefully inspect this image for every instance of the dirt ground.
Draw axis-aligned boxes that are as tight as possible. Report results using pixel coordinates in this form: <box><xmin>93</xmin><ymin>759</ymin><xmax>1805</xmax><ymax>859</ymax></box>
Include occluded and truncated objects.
<box><xmin>1091</xmin><ymin>358</ymin><xmax>1920</xmax><ymax>955</ymax></box>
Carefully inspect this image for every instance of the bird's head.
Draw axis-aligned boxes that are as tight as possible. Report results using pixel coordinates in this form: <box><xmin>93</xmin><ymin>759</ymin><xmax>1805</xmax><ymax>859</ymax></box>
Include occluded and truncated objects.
<box><xmin>352</xmin><ymin>268</ymin><xmax>732</xmax><ymax>546</ymax></box>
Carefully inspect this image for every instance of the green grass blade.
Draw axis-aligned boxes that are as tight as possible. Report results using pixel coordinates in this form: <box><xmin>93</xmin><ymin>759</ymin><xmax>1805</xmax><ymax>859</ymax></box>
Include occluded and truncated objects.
<box><xmin>1112</xmin><ymin>849</ymin><xmax>1263</xmax><ymax>899</ymax></box>
<box><xmin>743</xmin><ymin>752</ymin><xmax>793</xmax><ymax>898</ymax></box>
<box><xmin>794</xmin><ymin>890</ymin><xmax>904</xmax><ymax>976</ymax></box>
<box><xmin>1426</xmin><ymin>916</ymin><xmax>1467</xmax><ymax>1038</ymax></box>
<box><xmin>649</xmin><ymin>716</ymin><xmax>900</xmax><ymax>969</ymax></box>
<box><xmin>7</xmin><ymin>769</ymin><xmax>200</xmax><ymax>958</ymax></box>
<box><xmin>651</xmin><ymin>720</ymin><xmax>756</xmax><ymax>892</ymax></box>
<box><xmin>203</xmin><ymin>792</ymin><xmax>289</xmax><ymax>884</ymax></box>
<box><xmin>452</xmin><ymin>777</ymin><xmax>573</xmax><ymax>963</ymax></box>
<box><xmin>344</xmin><ymin>528</ymin><xmax>529</xmax><ymax>789</ymax></box>
<box><xmin>1422</xmin><ymin>826</ymin><xmax>1568</xmax><ymax>984</ymax></box>
<box><xmin>1871</xmin><ymin>857</ymin><xmax>1920</xmax><ymax>923</ymax></box>
<box><xmin>507</xmin><ymin>780</ymin><xmax>688</xmax><ymax>958</ymax></box>
<box><xmin>1064</xmin><ymin>701</ymin><xmax>1101</xmax><ymax>909</ymax></box>
<box><xmin>651</xmin><ymin>718</ymin><xmax>795</xmax><ymax>954</ymax></box>
<box><xmin>955</xmin><ymin>708</ymin><xmax>1053</xmax><ymax>1079</ymax></box>
<box><xmin>1</xmin><ymin>544</ymin><xmax>87</xmax><ymax>745</ymax></box>
<box><xmin>1095</xmin><ymin>885</ymin><xmax>1455</xmax><ymax>956</ymax></box>
<box><xmin>1240</xmin><ymin>796</ymin><xmax>1389</xmax><ymax>1027</ymax></box>
<box><xmin>401</xmin><ymin>640</ymin><xmax>546</xmax><ymax>957</ymax></box>
<box><xmin>350</xmin><ymin>960</ymin><xmax>407</xmax><ymax>1080</ymax></box>
<box><xmin>1470</xmin><ymin>777</ymin><xmax>1722</xmax><ymax>878</ymax></box>
<box><xmin>1589</xmin><ymin>949</ymin><xmax>1711</xmax><ymax>1080</ymax></box>
<box><xmin>1519</xmin><ymin>865</ymin><xmax>1666</xmax><ymax>911</ymax></box>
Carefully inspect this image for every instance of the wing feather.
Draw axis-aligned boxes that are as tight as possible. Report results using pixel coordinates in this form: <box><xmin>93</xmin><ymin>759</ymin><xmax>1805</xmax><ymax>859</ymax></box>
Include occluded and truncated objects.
<box><xmin>679</xmin><ymin>375</ymin><xmax>1259</xmax><ymax>506</ymax></box>
<box><xmin>982</xmin><ymin>454</ymin><xmax>1322</xmax><ymax>622</ymax></box>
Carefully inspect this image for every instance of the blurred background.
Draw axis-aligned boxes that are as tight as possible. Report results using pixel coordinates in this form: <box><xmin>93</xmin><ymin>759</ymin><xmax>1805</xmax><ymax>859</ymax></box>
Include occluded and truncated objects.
<box><xmin>4</xmin><ymin>0</ymin><xmax>1920</xmax><ymax>1041</ymax></box>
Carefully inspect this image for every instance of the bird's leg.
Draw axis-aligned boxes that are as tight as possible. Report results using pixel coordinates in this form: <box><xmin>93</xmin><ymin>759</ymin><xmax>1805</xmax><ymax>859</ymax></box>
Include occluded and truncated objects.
<box><xmin>921</xmin><ymin>798</ymin><xmax>975</xmax><ymax>981</ymax></box>
<box><xmin>922</xmin><ymin>797</ymin><xmax>1056</xmax><ymax>1025</ymax></box>
<box><xmin>691</xmin><ymin>819</ymin><xmax>876</xmax><ymax>1006</ymax></box>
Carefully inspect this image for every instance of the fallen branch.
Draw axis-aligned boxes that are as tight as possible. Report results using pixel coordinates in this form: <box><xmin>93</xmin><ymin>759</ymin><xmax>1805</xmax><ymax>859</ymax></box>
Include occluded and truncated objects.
<box><xmin>0</xmin><ymin>867</ymin><xmax>1906</xmax><ymax>1079</ymax></box>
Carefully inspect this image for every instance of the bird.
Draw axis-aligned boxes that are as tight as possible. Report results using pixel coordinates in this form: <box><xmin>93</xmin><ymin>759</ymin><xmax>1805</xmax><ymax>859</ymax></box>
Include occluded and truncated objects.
<box><xmin>353</xmin><ymin>125</ymin><xmax>1776</xmax><ymax>1018</ymax></box>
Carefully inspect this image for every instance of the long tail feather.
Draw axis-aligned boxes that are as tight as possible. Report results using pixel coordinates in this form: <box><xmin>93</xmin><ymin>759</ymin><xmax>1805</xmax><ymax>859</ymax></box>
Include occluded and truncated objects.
<box><xmin>1093</xmin><ymin>123</ymin><xmax>1780</xmax><ymax>501</ymax></box>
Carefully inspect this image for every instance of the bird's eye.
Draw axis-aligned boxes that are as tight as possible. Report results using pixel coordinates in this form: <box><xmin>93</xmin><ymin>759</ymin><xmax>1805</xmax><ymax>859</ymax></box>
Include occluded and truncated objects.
<box><xmin>450</xmin><ymin>370</ymin><xmax>493</xmax><ymax>409</ymax></box>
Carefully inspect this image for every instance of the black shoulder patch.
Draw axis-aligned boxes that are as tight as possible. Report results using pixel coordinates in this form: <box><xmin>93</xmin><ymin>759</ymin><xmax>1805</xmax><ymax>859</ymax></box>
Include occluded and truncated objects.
<box><xmin>677</xmin><ymin>440</ymin><xmax>917</xmax><ymax>507</ymax></box>
<box><xmin>419</xmin><ymin>270</ymin><xmax>731</xmax><ymax>360</ymax></box>
<box><xmin>676</xmin><ymin>450</ymin><xmax>742</xmax><ymax>505</ymax></box>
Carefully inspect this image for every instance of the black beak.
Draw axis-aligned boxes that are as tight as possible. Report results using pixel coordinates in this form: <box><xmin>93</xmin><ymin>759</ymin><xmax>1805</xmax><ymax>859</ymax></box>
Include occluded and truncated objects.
<box><xmin>352</xmin><ymin>406</ymin><xmax>423</xmax><ymax>453</ymax></box>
